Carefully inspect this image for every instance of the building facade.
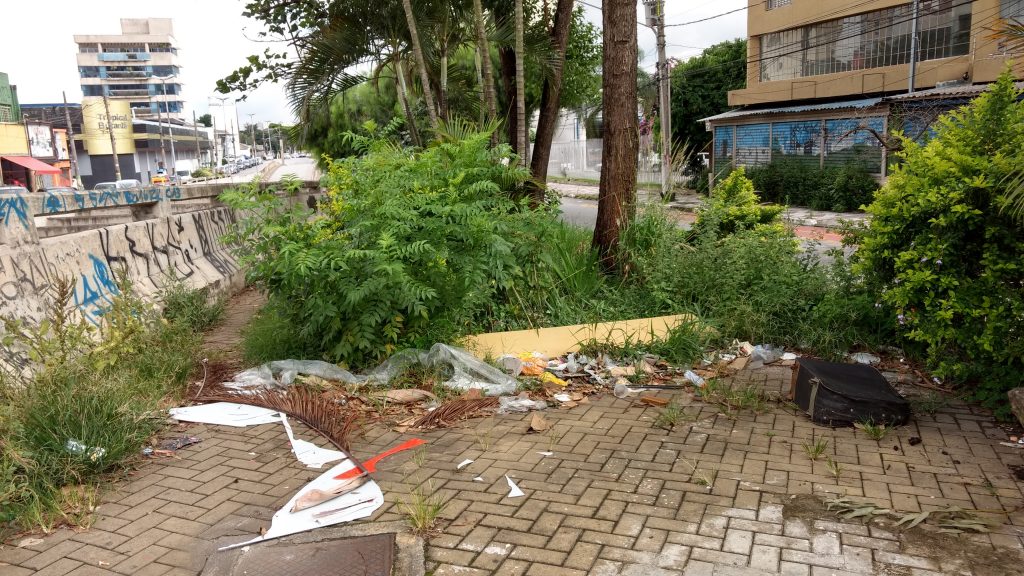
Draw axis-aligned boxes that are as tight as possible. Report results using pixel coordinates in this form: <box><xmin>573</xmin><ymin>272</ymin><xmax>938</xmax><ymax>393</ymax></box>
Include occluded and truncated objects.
<box><xmin>74</xmin><ymin>18</ymin><xmax>184</xmax><ymax>120</ymax></box>
<box><xmin>704</xmin><ymin>0</ymin><xmax>1024</xmax><ymax>179</ymax></box>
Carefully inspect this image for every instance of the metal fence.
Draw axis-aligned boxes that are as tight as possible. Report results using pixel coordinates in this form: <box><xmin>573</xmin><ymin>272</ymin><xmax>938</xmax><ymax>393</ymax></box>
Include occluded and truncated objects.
<box><xmin>546</xmin><ymin>139</ymin><xmax>665</xmax><ymax>184</ymax></box>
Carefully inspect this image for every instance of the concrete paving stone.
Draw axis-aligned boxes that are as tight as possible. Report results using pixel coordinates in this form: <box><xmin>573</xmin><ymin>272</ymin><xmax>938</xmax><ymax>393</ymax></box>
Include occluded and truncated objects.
<box><xmin>0</xmin><ymin>564</ymin><xmax>35</xmax><ymax>576</ymax></box>
<box><xmin>20</xmin><ymin>540</ymin><xmax>86</xmax><ymax>570</ymax></box>
<box><xmin>31</xmin><ymin>558</ymin><xmax>85</xmax><ymax>576</ymax></box>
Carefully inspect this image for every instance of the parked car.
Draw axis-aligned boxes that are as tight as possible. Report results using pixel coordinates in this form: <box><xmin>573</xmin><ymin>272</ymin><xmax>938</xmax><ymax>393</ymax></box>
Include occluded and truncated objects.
<box><xmin>93</xmin><ymin>179</ymin><xmax>143</xmax><ymax>191</ymax></box>
<box><xmin>152</xmin><ymin>174</ymin><xmax>170</xmax><ymax>185</ymax></box>
<box><xmin>42</xmin><ymin>186</ymin><xmax>76</xmax><ymax>194</ymax></box>
<box><xmin>0</xmin><ymin>185</ymin><xmax>29</xmax><ymax>195</ymax></box>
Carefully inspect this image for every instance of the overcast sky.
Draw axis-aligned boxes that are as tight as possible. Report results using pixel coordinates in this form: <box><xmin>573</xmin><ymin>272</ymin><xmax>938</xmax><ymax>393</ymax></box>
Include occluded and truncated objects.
<box><xmin>1</xmin><ymin>0</ymin><xmax>747</xmax><ymax>124</ymax></box>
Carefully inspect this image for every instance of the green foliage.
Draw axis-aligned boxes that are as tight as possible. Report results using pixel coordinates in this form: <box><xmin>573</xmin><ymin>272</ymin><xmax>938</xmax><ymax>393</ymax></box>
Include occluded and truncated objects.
<box><xmin>161</xmin><ymin>280</ymin><xmax>224</xmax><ymax>333</ymax></box>
<box><xmin>693</xmin><ymin>167</ymin><xmax>784</xmax><ymax>239</ymax></box>
<box><xmin>191</xmin><ymin>167</ymin><xmax>215</xmax><ymax>178</ymax></box>
<box><xmin>855</xmin><ymin>72</ymin><xmax>1024</xmax><ymax>418</ymax></box>
<box><xmin>1</xmin><ymin>277</ymin><xmax>207</xmax><ymax>536</ymax></box>
<box><xmin>241</xmin><ymin>301</ymin><xmax>318</xmax><ymax>366</ymax></box>
<box><xmin>670</xmin><ymin>39</ymin><xmax>747</xmax><ymax>170</ymax></box>
<box><xmin>746</xmin><ymin>159</ymin><xmax>880</xmax><ymax>212</ymax></box>
<box><xmin>225</xmin><ymin>131</ymin><xmax>545</xmax><ymax>367</ymax></box>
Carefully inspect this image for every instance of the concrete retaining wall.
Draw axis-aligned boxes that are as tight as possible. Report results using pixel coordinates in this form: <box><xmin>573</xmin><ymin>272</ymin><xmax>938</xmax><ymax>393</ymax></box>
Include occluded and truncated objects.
<box><xmin>0</xmin><ymin>181</ymin><xmax>322</xmax><ymax>371</ymax></box>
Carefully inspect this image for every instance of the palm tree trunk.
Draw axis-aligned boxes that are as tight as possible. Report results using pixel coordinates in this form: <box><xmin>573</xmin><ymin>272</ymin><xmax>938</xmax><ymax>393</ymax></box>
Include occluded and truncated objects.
<box><xmin>395</xmin><ymin>57</ymin><xmax>422</xmax><ymax>148</ymax></box>
<box><xmin>500</xmin><ymin>47</ymin><xmax>517</xmax><ymax>149</ymax></box>
<box><xmin>529</xmin><ymin>0</ymin><xmax>574</xmax><ymax>196</ymax></box>
<box><xmin>514</xmin><ymin>0</ymin><xmax>527</xmax><ymax>165</ymax></box>
<box><xmin>440</xmin><ymin>50</ymin><xmax>449</xmax><ymax>121</ymax></box>
<box><xmin>472</xmin><ymin>0</ymin><xmax>498</xmax><ymax>127</ymax></box>
<box><xmin>592</xmin><ymin>0</ymin><xmax>638</xmax><ymax>267</ymax></box>
<box><xmin>400</xmin><ymin>0</ymin><xmax>439</xmax><ymax>130</ymax></box>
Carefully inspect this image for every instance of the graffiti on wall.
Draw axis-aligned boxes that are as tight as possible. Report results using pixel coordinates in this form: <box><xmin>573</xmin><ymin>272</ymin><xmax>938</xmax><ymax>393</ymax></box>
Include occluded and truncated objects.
<box><xmin>0</xmin><ymin>194</ymin><xmax>30</xmax><ymax>229</ymax></box>
<box><xmin>40</xmin><ymin>186</ymin><xmax>186</xmax><ymax>215</ymax></box>
<box><xmin>74</xmin><ymin>254</ymin><xmax>120</xmax><ymax>326</ymax></box>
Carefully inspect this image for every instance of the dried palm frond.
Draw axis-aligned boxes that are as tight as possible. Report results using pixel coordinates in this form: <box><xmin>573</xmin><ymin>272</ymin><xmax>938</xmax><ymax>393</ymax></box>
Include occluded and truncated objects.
<box><xmin>197</xmin><ymin>384</ymin><xmax>361</xmax><ymax>452</ymax></box>
<box><xmin>412</xmin><ymin>398</ymin><xmax>498</xmax><ymax>429</ymax></box>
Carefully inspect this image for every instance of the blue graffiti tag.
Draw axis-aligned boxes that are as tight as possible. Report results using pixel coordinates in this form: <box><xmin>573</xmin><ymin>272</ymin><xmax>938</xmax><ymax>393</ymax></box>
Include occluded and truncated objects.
<box><xmin>0</xmin><ymin>194</ymin><xmax>30</xmax><ymax>229</ymax></box>
<box><xmin>74</xmin><ymin>255</ymin><xmax>120</xmax><ymax>325</ymax></box>
<box><xmin>43</xmin><ymin>191</ymin><xmax>66</xmax><ymax>214</ymax></box>
<box><xmin>165</xmin><ymin>186</ymin><xmax>182</xmax><ymax>200</ymax></box>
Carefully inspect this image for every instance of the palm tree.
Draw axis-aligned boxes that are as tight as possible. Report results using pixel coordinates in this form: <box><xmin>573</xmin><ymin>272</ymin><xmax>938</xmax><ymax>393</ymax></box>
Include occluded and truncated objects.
<box><xmin>992</xmin><ymin>18</ymin><xmax>1024</xmax><ymax>222</ymax></box>
<box><xmin>401</xmin><ymin>0</ymin><xmax>440</xmax><ymax>130</ymax></box>
<box><xmin>514</xmin><ymin>0</ymin><xmax>527</xmax><ymax>165</ymax></box>
<box><xmin>473</xmin><ymin>0</ymin><xmax>498</xmax><ymax>125</ymax></box>
<box><xmin>529</xmin><ymin>0</ymin><xmax>575</xmax><ymax>193</ymax></box>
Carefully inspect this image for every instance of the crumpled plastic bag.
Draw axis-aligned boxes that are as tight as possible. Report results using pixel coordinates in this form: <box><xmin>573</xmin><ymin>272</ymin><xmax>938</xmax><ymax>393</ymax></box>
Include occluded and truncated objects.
<box><xmin>497</xmin><ymin>396</ymin><xmax>549</xmax><ymax>413</ymax></box>
<box><xmin>748</xmin><ymin>344</ymin><xmax>784</xmax><ymax>368</ymax></box>
<box><xmin>366</xmin><ymin>343</ymin><xmax>518</xmax><ymax>396</ymax></box>
<box><xmin>225</xmin><ymin>360</ymin><xmax>363</xmax><ymax>391</ymax></box>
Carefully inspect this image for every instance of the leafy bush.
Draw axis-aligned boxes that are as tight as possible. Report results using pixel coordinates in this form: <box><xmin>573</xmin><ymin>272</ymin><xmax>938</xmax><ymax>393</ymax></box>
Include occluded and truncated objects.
<box><xmin>693</xmin><ymin>167</ymin><xmax>784</xmax><ymax>239</ymax></box>
<box><xmin>746</xmin><ymin>158</ymin><xmax>880</xmax><ymax>211</ymax></box>
<box><xmin>191</xmin><ymin>167</ymin><xmax>214</xmax><ymax>178</ymax></box>
<box><xmin>855</xmin><ymin>73</ymin><xmax>1024</xmax><ymax>418</ymax></box>
<box><xmin>162</xmin><ymin>280</ymin><xmax>224</xmax><ymax>333</ymax></box>
<box><xmin>224</xmin><ymin>131</ymin><xmax>555</xmax><ymax>367</ymax></box>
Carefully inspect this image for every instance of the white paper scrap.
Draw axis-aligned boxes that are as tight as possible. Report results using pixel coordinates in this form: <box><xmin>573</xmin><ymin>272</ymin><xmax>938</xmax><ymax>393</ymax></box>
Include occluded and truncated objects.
<box><xmin>280</xmin><ymin>414</ymin><xmax>346</xmax><ymax>469</ymax></box>
<box><xmin>457</xmin><ymin>459</ymin><xmax>474</xmax><ymax>470</ymax></box>
<box><xmin>219</xmin><ymin>456</ymin><xmax>384</xmax><ymax>550</ymax></box>
<box><xmin>552</xmin><ymin>393</ymin><xmax>572</xmax><ymax>402</ymax></box>
<box><xmin>505</xmin><ymin>475</ymin><xmax>525</xmax><ymax>498</ymax></box>
<box><xmin>473</xmin><ymin>476</ymin><xmax>485</xmax><ymax>482</ymax></box>
<box><xmin>781</xmin><ymin>352</ymin><xmax>798</xmax><ymax>361</ymax></box>
<box><xmin>537</xmin><ymin>451</ymin><xmax>553</xmax><ymax>456</ymax></box>
<box><xmin>169</xmin><ymin>402</ymin><xmax>281</xmax><ymax>427</ymax></box>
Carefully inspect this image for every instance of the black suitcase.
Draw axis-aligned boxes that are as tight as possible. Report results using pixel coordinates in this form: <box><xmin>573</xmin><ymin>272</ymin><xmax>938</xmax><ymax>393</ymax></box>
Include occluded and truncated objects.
<box><xmin>790</xmin><ymin>358</ymin><xmax>910</xmax><ymax>426</ymax></box>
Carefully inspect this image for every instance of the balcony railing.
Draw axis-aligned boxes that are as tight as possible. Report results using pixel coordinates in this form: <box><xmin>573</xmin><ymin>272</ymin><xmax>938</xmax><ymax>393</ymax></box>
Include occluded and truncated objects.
<box><xmin>108</xmin><ymin>89</ymin><xmax>151</xmax><ymax>97</ymax></box>
<box><xmin>105</xmin><ymin>70</ymin><xmax>151</xmax><ymax>78</ymax></box>
<box><xmin>98</xmin><ymin>52</ymin><xmax>151</xmax><ymax>62</ymax></box>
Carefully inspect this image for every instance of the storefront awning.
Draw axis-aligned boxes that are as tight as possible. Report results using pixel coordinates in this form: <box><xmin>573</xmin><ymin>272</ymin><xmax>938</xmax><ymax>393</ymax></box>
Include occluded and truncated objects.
<box><xmin>1</xmin><ymin>155</ymin><xmax>60</xmax><ymax>174</ymax></box>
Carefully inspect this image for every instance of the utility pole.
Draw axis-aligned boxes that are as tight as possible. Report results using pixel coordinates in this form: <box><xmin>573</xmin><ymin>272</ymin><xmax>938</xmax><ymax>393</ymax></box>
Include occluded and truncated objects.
<box><xmin>247</xmin><ymin>113</ymin><xmax>256</xmax><ymax>157</ymax></box>
<box><xmin>102</xmin><ymin>94</ymin><xmax>122</xmax><ymax>181</ymax></box>
<box><xmin>211</xmin><ymin>115</ymin><xmax>220</xmax><ymax>167</ymax></box>
<box><xmin>645</xmin><ymin>0</ymin><xmax>672</xmax><ymax>200</ymax></box>
<box><xmin>212</xmin><ymin>96</ymin><xmax>232</xmax><ymax>158</ymax></box>
<box><xmin>192</xmin><ymin>110</ymin><xmax>201</xmax><ymax>167</ymax></box>
<box><xmin>908</xmin><ymin>0</ymin><xmax>920</xmax><ymax>94</ymax></box>
<box><xmin>62</xmin><ymin>91</ymin><xmax>82</xmax><ymax>189</ymax></box>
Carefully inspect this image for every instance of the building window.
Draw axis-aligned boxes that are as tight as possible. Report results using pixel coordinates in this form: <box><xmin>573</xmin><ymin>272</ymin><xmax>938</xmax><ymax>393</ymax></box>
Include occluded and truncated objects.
<box><xmin>151</xmin><ymin>66</ymin><xmax>179</xmax><ymax>77</ymax></box>
<box><xmin>79</xmin><ymin>66</ymin><xmax>102</xmax><ymax>78</ymax></box>
<box><xmin>79</xmin><ymin>43</ymin><xmax>99</xmax><ymax>53</ymax></box>
<box><xmin>82</xmin><ymin>85</ymin><xmax>106</xmax><ymax>97</ymax></box>
<box><xmin>102</xmin><ymin>43</ymin><xmax>147</xmax><ymax>53</ymax></box>
<box><xmin>760</xmin><ymin>0</ymin><xmax>973</xmax><ymax>82</ymax></box>
<box><xmin>823</xmin><ymin>117</ymin><xmax>885</xmax><ymax>173</ymax></box>
<box><xmin>0</xmin><ymin>105</ymin><xmax>12</xmax><ymax>122</ymax></box>
<box><xmin>767</xmin><ymin>0</ymin><xmax>792</xmax><ymax>9</ymax></box>
<box><xmin>735</xmin><ymin>124</ymin><xmax>772</xmax><ymax>167</ymax></box>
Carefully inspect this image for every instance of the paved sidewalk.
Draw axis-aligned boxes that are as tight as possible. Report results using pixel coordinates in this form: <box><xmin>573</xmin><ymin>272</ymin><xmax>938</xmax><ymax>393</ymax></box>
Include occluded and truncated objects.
<box><xmin>4</xmin><ymin>365</ymin><xmax>1024</xmax><ymax>575</ymax></box>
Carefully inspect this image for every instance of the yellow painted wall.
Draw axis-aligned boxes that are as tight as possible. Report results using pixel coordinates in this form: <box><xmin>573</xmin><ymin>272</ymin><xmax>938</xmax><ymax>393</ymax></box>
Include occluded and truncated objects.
<box><xmin>0</xmin><ymin>123</ymin><xmax>28</xmax><ymax>155</ymax></box>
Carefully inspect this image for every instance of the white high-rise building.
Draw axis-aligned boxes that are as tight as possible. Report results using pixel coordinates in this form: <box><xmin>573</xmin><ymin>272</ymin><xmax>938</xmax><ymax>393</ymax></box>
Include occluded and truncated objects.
<box><xmin>74</xmin><ymin>18</ymin><xmax>184</xmax><ymax>120</ymax></box>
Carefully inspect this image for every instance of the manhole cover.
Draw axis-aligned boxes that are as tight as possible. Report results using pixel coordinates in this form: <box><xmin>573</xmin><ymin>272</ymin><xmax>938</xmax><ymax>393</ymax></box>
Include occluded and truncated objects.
<box><xmin>233</xmin><ymin>533</ymin><xmax>394</xmax><ymax>576</ymax></box>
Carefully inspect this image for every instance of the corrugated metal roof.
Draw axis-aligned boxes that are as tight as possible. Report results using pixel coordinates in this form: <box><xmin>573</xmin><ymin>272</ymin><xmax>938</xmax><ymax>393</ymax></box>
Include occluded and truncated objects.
<box><xmin>884</xmin><ymin>81</ymin><xmax>1024</xmax><ymax>101</ymax></box>
<box><xmin>699</xmin><ymin>97</ymin><xmax>883</xmax><ymax>123</ymax></box>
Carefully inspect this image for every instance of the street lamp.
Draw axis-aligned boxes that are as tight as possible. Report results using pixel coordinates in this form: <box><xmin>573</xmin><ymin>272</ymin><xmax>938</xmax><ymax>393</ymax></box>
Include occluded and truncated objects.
<box><xmin>154</xmin><ymin>75</ymin><xmax>178</xmax><ymax>179</ymax></box>
<box><xmin>247</xmin><ymin>113</ymin><xmax>256</xmax><ymax>158</ymax></box>
<box><xmin>211</xmin><ymin>96</ymin><xmax>236</xmax><ymax>159</ymax></box>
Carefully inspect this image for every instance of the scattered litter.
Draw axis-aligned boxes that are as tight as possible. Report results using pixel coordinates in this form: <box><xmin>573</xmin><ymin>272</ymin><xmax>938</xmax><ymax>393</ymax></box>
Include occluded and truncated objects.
<box><xmin>143</xmin><ymin>436</ymin><xmax>202</xmax><ymax>458</ymax></box>
<box><xmin>473</xmin><ymin>476</ymin><xmax>484</xmax><ymax>482</ymax></box>
<box><xmin>64</xmin><ymin>439</ymin><xmax>106</xmax><ymax>462</ymax></box>
<box><xmin>411</xmin><ymin>397</ymin><xmax>498</xmax><ymax>429</ymax></box>
<box><xmin>219</xmin><ymin>456</ymin><xmax>384</xmax><ymax>550</ymax></box>
<box><xmin>719</xmin><ymin>354</ymin><xmax>737</xmax><ymax>362</ymax></box>
<box><xmin>999</xmin><ymin>442</ymin><xmax>1024</xmax><ymax>449</ymax></box>
<box><xmin>497</xmin><ymin>355</ymin><xmax>524</xmax><ymax>376</ymax></box>
<box><xmin>781</xmin><ymin>352</ymin><xmax>798</xmax><ymax>361</ymax></box>
<box><xmin>539</xmin><ymin>372</ymin><xmax>568</xmax><ymax>388</ymax></box>
<box><xmin>457</xmin><ymin>459</ymin><xmax>474</xmax><ymax>470</ymax></box>
<box><xmin>17</xmin><ymin>538</ymin><xmax>43</xmax><ymax>548</ymax></box>
<box><xmin>227</xmin><ymin>360</ymin><xmax>363</xmax><ymax>390</ymax></box>
<box><xmin>683</xmin><ymin>370</ymin><xmax>706</xmax><ymax>388</ymax></box>
<box><xmin>366</xmin><ymin>344</ymin><xmax>518</xmax><ymax>396</ymax></box>
<box><xmin>506</xmin><ymin>352</ymin><xmax>546</xmax><ymax>376</ymax></box>
<box><xmin>908</xmin><ymin>437</ymin><xmax>922</xmax><ymax>446</ymax></box>
<box><xmin>553</xmin><ymin>393</ymin><xmax>572</xmax><ymax>402</ymax></box>
<box><xmin>729</xmin><ymin>356</ymin><xmax>749</xmax><ymax>371</ymax></box>
<box><xmin>639</xmin><ymin>396</ymin><xmax>670</xmax><ymax>407</ymax></box>
<box><xmin>537</xmin><ymin>451</ymin><xmax>554</xmax><ymax>457</ymax></box>
<box><xmin>749</xmin><ymin>345</ymin><xmax>784</xmax><ymax>368</ymax></box>
<box><xmin>334</xmin><ymin>438</ymin><xmax>426</xmax><ymax>480</ymax></box>
<box><xmin>613</xmin><ymin>379</ymin><xmax>639</xmax><ymax>398</ymax></box>
<box><xmin>497</xmin><ymin>396</ymin><xmax>548</xmax><ymax>413</ymax></box>
<box><xmin>609</xmin><ymin>366</ymin><xmax>636</xmax><ymax>378</ymax></box>
<box><xmin>848</xmin><ymin>352</ymin><xmax>881</xmax><ymax>365</ymax></box>
<box><xmin>281</xmin><ymin>414</ymin><xmax>347</xmax><ymax>469</ymax></box>
<box><xmin>737</xmin><ymin>341</ymin><xmax>755</xmax><ymax>356</ymax></box>
<box><xmin>528</xmin><ymin>413</ymin><xmax>550</xmax><ymax>433</ymax></box>
<box><xmin>505</xmin><ymin>475</ymin><xmax>525</xmax><ymax>498</ymax></box>
<box><xmin>169</xmin><ymin>402</ymin><xmax>281</xmax><ymax>427</ymax></box>
<box><xmin>377</xmin><ymin>388</ymin><xmax>437</xmax><ymax>404</ymax></box>
<box><xmin>293</xmin><ymin>475</ymin><xmax>371</xmax><ymax>512</ymax></box>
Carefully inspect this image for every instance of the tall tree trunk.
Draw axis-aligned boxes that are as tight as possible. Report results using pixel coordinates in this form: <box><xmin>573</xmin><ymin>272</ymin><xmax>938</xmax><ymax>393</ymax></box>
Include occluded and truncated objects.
<box><xmin>500</xmin><ymin>47</ymin><xmax>517</xmax><ymax>150</ymax></box>
<box><xmin>395</xmin><ymin>57</ymin><xmax>422</xmax><ymax>148</ymax></box>
<box><xmin>514</xmin><ymin>0</ymin><xmax>527</xmax><ymax>165</ymax></box>
<box><xmin>592</xmin><ymin>0</ymin><xmax>638</xmax><ymax>267</ymax></box>
<box><xmin>439</xmin><ymin>49</ymin><xmax>449</xmax><ymax>121</ymax></box>
<box><xmin>529</xmin><ymin>0</ymin><xmax>574</xmax><ymax>198</ymax></box>
<box><xmin>401</xmin><ymin>0</ymin><xmax>439</xmax><ymax>130</ymax></box>
<box><xmin>472</xmin><ymin>0</ymin><xmax>498</xmax><ymax>128</ymax></box>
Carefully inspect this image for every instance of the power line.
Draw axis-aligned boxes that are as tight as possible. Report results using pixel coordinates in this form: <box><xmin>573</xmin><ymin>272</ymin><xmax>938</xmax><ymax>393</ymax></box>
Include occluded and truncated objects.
<box><xmin>665</xmin><ymin>5</ymin><xmax>748</xmax><ymax>27</ymax></box>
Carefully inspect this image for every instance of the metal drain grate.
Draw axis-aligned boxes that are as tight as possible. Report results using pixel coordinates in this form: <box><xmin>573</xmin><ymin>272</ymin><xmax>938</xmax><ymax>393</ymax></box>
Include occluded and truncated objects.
<box><xmin>232</xmin><ymin>533</ymin><xmax>395</xmax><ymax>576</ymax></box>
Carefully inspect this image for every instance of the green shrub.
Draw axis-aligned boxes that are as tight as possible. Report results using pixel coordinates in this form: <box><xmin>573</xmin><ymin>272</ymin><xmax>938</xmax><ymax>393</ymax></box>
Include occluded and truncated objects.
<box><xmin>162</xmin><ymin>280</ymin><xmax>224</xmax><ymax>333</ymax></box>
<box><xmin>223</xmin><ymin>130</ymin><xmax>554</xmax><ymax>367</ymax></box>
<box><xmin>693</xmin><ymin>167</ymin><xmax>784</xmax><ymax>239</ymax></box>
<box><xmin>746</xmin><ymin>158</ymin><xmax>880</xmax><ymax>211</ymax></box>
<box><xmin>856</xmin><ymin>72</ymin><xmax>1024</xmax><ymax>418</ymax></box>
<box><xmin>191</xmin><ymin>167</ymin><xmax>214</xmax><ymax>178</ymax></box>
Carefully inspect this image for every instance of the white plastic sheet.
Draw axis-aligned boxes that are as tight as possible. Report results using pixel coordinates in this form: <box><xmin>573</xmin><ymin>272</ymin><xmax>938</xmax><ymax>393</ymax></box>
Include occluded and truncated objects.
<box><xmin>280</xmin><ymin>414</ymin><xmax>347</xmax><ymax>469</ymax></box>
<box><xmin>168</xmin><ymin>402</ymin><xmax>281</xmax><ymax>427</ymax></box>
<box><xmin>219</xmin><ymin>456</ymin><xmax>384</xmax><ymax>550</ymax></box>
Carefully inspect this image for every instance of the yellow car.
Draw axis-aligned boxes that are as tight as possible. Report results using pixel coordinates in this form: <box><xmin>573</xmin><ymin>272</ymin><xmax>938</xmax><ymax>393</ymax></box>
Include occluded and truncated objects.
<box><xmin>151</xmin><ymin>174</ymin><xmax>170</xmax><ymax>185</ymax></box>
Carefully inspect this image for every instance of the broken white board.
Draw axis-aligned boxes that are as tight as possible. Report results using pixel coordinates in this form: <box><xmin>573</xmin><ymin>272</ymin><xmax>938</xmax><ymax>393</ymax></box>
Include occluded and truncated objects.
<box><xmin>280</xmin><ymin>414</ymin><xmax>347</xmax><ymax>469</ymax></box>
<box><xmin>169</xmin><ymin>402</ymin><xmax>281</xmax><ymax>427</ymax></box>
<box><xmin>219</xmin><ymin>456</ymin><xmax>384</xmax><ymax>550</ymax></box>
<box><xmin>505</xmin><ymin>475</ymin><xmax>525</xmax><ymax>498</ymax></box>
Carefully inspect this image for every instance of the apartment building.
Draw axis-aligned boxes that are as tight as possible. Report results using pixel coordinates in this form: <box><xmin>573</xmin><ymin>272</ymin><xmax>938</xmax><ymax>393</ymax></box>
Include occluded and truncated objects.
<box><xmin>74</xmin><ymin>18</ymin><xmax>184</xmax><ymax>120</ymax></box>
<box><xmin>704</xmin><ymin>0</ymin><xmax>1023</xmax><ymax>178</ymax></box>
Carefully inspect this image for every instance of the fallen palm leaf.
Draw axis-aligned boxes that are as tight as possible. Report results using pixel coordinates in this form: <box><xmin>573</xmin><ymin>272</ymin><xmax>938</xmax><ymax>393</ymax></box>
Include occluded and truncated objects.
<box><xmin>411</xmin><ymin>397</ymin><xmax>498</xmax><ymax>428</ymax></box>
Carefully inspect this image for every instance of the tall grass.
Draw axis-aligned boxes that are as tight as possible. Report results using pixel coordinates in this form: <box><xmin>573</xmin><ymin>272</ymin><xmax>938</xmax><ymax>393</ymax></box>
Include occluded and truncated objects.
<box><xmin>0</xmin><ymin>276</ymin><xmax>218</xmax><ymax>537</ymax></box>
